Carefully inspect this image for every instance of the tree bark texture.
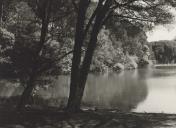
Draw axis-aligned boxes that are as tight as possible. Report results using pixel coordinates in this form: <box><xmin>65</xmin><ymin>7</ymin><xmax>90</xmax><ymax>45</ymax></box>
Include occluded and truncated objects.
<box><xmin>66</xmin><ymin>0</ymin><xmax>112</xmax><ymax>112</ymax></box>
<box><xmin>66</xmin><ymin>0</ymin><xmax>90</xmax><ymax>112</ymax></box>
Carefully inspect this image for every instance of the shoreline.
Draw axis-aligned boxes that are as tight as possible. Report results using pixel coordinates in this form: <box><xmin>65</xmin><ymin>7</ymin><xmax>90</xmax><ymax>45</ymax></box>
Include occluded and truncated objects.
<box><xmin>1</xmin><ymin>106</ymin><xmax>176</xmax><ymax>128</ymax></box>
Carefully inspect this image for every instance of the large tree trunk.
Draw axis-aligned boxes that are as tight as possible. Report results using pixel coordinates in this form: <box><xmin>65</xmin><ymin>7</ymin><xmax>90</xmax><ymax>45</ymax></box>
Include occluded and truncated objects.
<box><xmin>66</xmin><ymin>0</ymin><xmax>112</xmax><ymax>112</ymax></box>
<box><xmin>66</xmin><ymin>0</ymin><xmax>89</xmax><ymax>112</ymax></box>
<box><xmin>66</xmin><ymin>17</ymin><xmax>103</xmax><ymax>112</ymax></box>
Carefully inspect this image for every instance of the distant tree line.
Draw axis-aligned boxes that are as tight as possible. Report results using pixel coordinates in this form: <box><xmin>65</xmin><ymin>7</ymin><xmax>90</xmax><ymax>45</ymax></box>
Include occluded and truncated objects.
<box><xmin>151</xmin><ymin>40</ymin><xmax>176</xmax><ymax>64</ymax></box>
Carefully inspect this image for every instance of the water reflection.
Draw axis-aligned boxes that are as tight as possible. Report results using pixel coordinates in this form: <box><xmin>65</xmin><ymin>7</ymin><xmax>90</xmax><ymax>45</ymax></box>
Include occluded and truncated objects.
<box><xmin>133</xmin><ymin>68</ymin><xmax>176</xmax><ymax>113</ymax></box>
<box><xmin>38</xmin><ymin>68</ymin><xmax>176</xmax><ymax>113</ymax></box>
<box><xmin>0</xmin><ymin>80</ymin><xmax>22</xmax><ymax>97</ymax></box>
<box><xmin>2</xmin><ymin>68</ymin><xmax>176</xmax><ymax>113</ymax></box>
<box><xmin>83</xmin><ymin>70</ymin><xmax>148</xmax><ymax>111</ymax></box>
<box><xmin>36</xmin><ymin>70</ymin><xmax>148</xmax><ymax>111</ymax></box>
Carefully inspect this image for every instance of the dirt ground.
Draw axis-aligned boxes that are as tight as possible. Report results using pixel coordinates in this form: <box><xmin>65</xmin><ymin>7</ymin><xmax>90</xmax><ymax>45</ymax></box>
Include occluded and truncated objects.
<box><xmin>1</xmin><ymin>105</ymin><xmax>176</xmax><ymax>128</ymax></box>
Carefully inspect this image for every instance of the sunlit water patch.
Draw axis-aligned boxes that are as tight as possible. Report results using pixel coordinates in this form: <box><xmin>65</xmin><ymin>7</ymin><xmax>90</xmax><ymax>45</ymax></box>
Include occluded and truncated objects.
<box><xmin>132</xmin><ymin>73</ymin><xmax>176</xmax><ymax>113</ymax></box>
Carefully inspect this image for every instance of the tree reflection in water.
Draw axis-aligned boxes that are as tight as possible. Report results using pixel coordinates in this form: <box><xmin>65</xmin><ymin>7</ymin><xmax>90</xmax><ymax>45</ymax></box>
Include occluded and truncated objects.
<box><xmin>83</xmin><ymin>70</ymin><xmax>148</xmax><ymax>111</ymax></box>
<box><xmin>0</xmin><ymin>70</ymin><xmax>149</xmax><ymax>111</ymax></box>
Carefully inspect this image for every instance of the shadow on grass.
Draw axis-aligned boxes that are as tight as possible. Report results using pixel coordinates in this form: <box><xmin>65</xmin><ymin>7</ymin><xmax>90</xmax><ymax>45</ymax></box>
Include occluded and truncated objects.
<box><xmin>0</xmin><ymin>96</ymin><xmax>176</xmax><ymax>128</ymax></box>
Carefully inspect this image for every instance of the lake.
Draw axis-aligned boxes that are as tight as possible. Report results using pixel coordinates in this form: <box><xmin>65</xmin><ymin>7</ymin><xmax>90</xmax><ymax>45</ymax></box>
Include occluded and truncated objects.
<box><xmin>1</xmin><ymin>68</ymin><xmax>176</xmax><ymax>113</ymax></box>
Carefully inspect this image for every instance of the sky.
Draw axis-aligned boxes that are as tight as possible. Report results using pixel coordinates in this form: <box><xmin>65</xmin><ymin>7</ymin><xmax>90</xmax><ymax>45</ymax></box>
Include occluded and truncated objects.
<box><xmin>147</xmin><ymin>22</ymin><xmax>176</xmax><ymax>42</ymax></box>
<box><xmin>147</xmin><ymin>24</ymin><xmax>176</xmax><ymax>42</ymax></box>
<box><xmin>147</xmin><ymin>8</ymin><xmax>176</xmax><ymax>42</ymax></box>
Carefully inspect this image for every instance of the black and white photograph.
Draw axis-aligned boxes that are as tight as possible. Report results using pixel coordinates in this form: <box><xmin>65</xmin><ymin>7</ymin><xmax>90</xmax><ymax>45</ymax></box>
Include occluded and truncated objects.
<box><xmin>1</xmin><ymin>0</ymin><xmax>176</xmax><ymax>128</ymax></box>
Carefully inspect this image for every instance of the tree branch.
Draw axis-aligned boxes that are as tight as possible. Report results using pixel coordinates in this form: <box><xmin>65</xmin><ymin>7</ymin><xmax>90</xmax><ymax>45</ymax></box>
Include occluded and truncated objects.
<box><xmin>115</xmin><ymin>14</ymin><xmax>156</xmax><ymax>22</ymax></box>
<box><xmin>36</xmin><ymin>48</ymin><xmax>86</xmax><ymax>74</ymax></box>
<box><xmin>84</xmin><ymin>0</ymin><xmax>105</xmax><ymax>35</ymax></box>
<box><xmin>71</xmin><ymin>0</ymin><xmax>78</xmax><ymax>13</ymax></box>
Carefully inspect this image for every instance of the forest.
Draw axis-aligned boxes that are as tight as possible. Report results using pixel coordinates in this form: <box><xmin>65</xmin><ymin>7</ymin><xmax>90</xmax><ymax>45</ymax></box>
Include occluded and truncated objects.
<box><xmin>1</xmin><ymin>0</ymin><xmax>176</xmax><ymax>128</ymax></box>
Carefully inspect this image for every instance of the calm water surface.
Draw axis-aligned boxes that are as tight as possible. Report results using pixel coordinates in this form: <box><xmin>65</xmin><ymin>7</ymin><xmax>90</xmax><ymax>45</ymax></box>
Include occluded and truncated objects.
<box><xmin>1</xmin><ymin>68</ymin><xmax>176</xmax><ymax>113</ymax></box>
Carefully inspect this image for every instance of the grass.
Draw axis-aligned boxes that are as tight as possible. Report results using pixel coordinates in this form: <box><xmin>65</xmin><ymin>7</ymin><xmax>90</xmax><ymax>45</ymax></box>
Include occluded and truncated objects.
<box><xmin>0</xmin><ymin>97</ymin><xmax>176</xmax><ymax>128</ymax></box>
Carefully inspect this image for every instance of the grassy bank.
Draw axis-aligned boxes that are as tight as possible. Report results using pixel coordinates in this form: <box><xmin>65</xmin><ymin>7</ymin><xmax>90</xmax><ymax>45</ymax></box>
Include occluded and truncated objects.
<box><xmin>0</xmin><ymin>104</ymin><xmax>176</xmax><ymax>128</ymax></box>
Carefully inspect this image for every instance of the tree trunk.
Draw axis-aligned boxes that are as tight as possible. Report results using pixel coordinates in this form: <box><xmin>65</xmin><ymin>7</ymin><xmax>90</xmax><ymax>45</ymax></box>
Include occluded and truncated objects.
<box><xmin>66</xmin><ymin>16</ymin><xmax>102</xmax><ymax>112</ymax></box>
<box><xmin>66</xmin><ymin>0</ymin><xmax>112</xmax><ymax>112</ymax></box>
<box><xmin>0</xmin><ymin>0</ymin><xmax>3</xmax><ymax>26</ymax></box>
<box><xmin>17</xmin><ymin>0</ymin><xmax>52</xmax><ymax>110</ymax></box>
<box><xmin>17</xmin><ymin>75</ymin><xmax>35</xmax><ymax>110</ymax></box>
<box><xmin>66</xmin><ymin>0</ymin><xmax>89</xmax><ymax>112</ymax></box>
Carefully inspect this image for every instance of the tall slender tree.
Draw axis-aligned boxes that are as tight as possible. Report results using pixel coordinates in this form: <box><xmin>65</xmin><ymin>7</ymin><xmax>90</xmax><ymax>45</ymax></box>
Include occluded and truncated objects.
<box><xmin>17</xmin><ymin>0</ymin><xmax>52</xmax><ymax>109</ymax></box>
<box><xmin>17</xmin><ymin>0</ymin><xmax>76</xmax><ymax>110</ymax></box>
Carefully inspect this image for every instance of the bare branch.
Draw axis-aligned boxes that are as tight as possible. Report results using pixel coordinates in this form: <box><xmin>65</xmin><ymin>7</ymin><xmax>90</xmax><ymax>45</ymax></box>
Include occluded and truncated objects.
<box><xmin>102</xmin><ymin>10</ymin><xmax>114</xmax><ymax>26</ymax></box>
<box><xmin>115</xmin><ymin>14</ymin><xmax>156</xmax><ymax>22</ymax></box>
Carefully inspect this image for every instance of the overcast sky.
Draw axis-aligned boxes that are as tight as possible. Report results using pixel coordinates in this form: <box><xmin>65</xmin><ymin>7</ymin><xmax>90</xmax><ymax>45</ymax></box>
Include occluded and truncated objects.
<box><xmin>147</xmin><ymin>8</ymin><xmax>176</xmax><ymax>42</ymax></box>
